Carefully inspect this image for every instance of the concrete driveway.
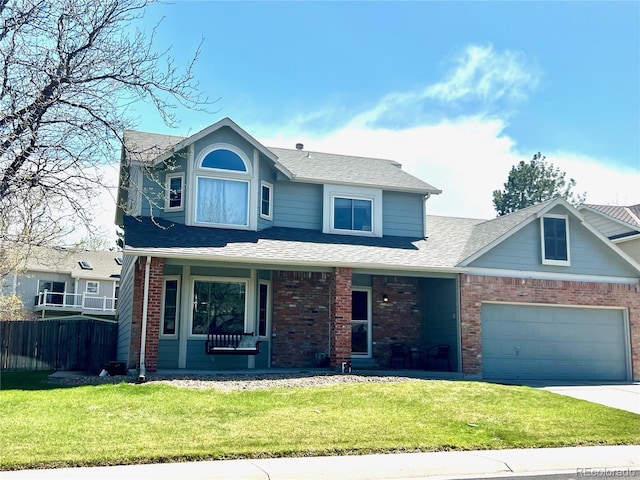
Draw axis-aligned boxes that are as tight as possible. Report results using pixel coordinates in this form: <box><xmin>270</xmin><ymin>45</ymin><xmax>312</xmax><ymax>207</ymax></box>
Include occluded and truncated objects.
<box><xmin>540</xmin><ymin>382</ymin><xmax>640</xmax><ymax>414</ymax></box>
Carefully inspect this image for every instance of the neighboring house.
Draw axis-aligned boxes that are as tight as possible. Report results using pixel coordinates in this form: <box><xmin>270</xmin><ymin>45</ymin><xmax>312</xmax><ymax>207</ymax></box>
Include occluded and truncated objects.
<box><xmin>578</xmin><ymin>203</ymin><xmax>640</xmax><ymax>264</ymax></box>
<box><xmin>1</xmin><ymin>248</ymin><xmax>122</xmax><ymax>319</ymax></box>
<box><xmin>115</xmin><ymin>117</ymin><xmax>640</xmax><ymax>381</ymax></box>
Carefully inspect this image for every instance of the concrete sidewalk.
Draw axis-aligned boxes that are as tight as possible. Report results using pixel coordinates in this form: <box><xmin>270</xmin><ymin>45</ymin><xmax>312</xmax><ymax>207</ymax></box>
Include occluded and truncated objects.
<box><xmin>3</xmin><ymin>445</ymin><xmax>639</xmax><ymax>480</ymax></box>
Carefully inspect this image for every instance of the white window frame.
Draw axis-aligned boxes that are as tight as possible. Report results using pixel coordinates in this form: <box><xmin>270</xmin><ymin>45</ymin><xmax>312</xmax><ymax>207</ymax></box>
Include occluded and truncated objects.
<box><xmin>257</xmin><ymin>280</ymin><xmax>272</xmax><ymax>338</ymax></box>
<box><xmin>192</xmin><ymin>143</ymin><xmax>253</xmax><ymax>229</ymax></box>
<box><xmin>260</xmin><ymin>181</ymin><xmax>273</xmax><ymax>220</ymax></box>
<box><xmin>165</xmin><ymin>173</ymin><xmax>184</xmax><ymax>212</ymax></box>
<box><xmin>160</xmin><ymin>276</ymin><xmax>180</xmax><ymax>338</ymax></box>
<box><xmin>540</xmin><ymin>214</ymin><xmax>571</xmax><ymax>266</ymax></box>
<box><xmin>323</xmin><ymin>184</ymin><xmax>382</xmax><ymax>237</ymax></box>
<box><xmin>85</xmin><ymin>281</ymin><xmax>99</xmax><ymax>295</ymax></box>
<box><xmin>189</xmin><ymin>276</ymin><xmax>250</xmax><ymax>339</ymax></box>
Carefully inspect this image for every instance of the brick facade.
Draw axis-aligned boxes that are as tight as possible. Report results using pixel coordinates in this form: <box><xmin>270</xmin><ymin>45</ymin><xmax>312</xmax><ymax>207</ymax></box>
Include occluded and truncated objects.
<box><xmin>270</xmin><ymin>269</ymin><xmax>423</xmax><ymax>369</ymax></box>
<box><xmin>128</xmin><ymin>256</ymin><xmax>165</xmax><ymax>373</ymax></box>
<box><xmin>460</xmin><ymin>274</ymin><xmax>640</xmax><ymax>379</ymax></box>
<box><xmin>330</xmin><ymin>267</ymin><xmax>353</xmax><ymax>368</ymax></box>
<box><xmin>271</xmin><ymin>271</ymin><xmax>333</xmax><ymax>368</ymax></box>
<box><xmin>372</xmin><ymin>276</ymin><xmax>423</xmax><ymax>367</ymax></box>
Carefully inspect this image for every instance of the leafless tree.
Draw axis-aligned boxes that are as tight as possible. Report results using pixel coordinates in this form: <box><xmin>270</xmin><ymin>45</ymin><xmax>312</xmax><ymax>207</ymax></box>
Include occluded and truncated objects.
<box><xmin>0</xmin><ymin>0</ymin><xmax>209</xmax><ymax>282</ymax></box>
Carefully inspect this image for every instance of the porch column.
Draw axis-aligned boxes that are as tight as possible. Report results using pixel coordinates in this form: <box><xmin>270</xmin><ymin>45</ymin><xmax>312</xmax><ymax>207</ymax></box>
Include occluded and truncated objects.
<box><xmin>129</xmin><ymin>256</ymin><xmax>164</xmax><ymax>373</ymax></box>
<box><xmin>330</xmin><ymin>267</ymin><xmax>352</xmax><ymax>369</ymax></box>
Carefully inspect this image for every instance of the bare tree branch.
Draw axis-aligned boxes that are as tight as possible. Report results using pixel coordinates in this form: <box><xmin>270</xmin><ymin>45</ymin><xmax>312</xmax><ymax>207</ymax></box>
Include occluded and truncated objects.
<box><xmin>0</xmin><ymin>0</ymin><xmax>213</xmax><ymax>283</ymax></box>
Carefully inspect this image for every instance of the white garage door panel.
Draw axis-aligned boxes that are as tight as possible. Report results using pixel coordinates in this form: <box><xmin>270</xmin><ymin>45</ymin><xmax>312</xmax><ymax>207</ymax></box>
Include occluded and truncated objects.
<box><xmin>482</xmin><ymin>304</ymin><xmax>628</xmax><ymax>381</ymax></box>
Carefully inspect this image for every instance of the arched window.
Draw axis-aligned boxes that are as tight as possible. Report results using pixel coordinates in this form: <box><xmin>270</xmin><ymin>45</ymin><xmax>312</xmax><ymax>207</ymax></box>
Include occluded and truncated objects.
<box><xmin>201</xmin><ymin>148</ymin><xmax>247</xmax><ymax>172</ymax></box>
<box><xmin>195</xmin><ymin>145</ymin><xmax>251</xmax><ymax>228</ymax></box>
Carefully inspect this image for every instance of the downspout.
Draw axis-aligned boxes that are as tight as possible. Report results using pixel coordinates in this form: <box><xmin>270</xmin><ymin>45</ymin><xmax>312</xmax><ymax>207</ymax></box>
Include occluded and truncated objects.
<box><xmin>423</xmin><ymin>193</ymin><xmax>432</xmax><ymax>238</ymax></box>
<box><xmin>138</xmin><ymin>256</ymin><xmax>152</xmax><ymax>383</ymax></box>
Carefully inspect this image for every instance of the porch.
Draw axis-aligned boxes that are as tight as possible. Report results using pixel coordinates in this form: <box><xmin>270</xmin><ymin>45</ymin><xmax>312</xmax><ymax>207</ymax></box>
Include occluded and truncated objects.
<box><xmin>34</xmin><ymin>290</ymin><xmax>117</xmax><ymax>316</ymax></box>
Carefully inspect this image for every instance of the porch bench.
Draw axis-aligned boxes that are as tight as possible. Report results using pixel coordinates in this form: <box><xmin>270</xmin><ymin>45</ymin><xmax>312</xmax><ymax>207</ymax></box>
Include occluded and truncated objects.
<box><xmin>205</xmin><ymin>332</ymin><xmax>261</xmax><ymax>355</ymax></box>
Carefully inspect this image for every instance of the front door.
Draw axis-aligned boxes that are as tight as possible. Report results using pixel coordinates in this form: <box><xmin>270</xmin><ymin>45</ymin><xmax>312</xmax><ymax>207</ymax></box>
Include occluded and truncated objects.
<box><xmin>351</xmin><ymin>288</ymin><xmax>372</xmax><ymax>358</ymax></box>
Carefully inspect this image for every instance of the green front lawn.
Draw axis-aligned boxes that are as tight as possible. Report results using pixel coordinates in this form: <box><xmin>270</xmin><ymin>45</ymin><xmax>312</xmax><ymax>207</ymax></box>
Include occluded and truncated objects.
<box><xmin>0</xmin><ymin>372</ymin><xmax>638</xmax><ymax>470</ymax></box>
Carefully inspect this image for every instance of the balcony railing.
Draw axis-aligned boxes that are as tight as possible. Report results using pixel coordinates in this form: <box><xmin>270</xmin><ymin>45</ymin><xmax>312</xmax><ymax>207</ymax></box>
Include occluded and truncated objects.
<box><xmin>35</xmin><ymin>290</ymin><xmax>117</xmax><ymax>314</ymax></box>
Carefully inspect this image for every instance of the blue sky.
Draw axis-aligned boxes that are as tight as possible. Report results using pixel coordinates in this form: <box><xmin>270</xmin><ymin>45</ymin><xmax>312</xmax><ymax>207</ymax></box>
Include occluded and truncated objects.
<box><xmin>96</xmin><ymin>0</ymin><xmax>640</xmax><ymax>238</ymax></box>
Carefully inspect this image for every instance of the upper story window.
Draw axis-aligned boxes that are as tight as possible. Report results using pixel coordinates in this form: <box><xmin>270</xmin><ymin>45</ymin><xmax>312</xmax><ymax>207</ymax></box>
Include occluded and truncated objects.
<box><xmin>165</xmin><ymin>173</ymin><xmax>184</xmax><ymax>211</ymax></box>
<box><xmin>260</xmin><ymin>181</ymin><xmax>273</xmax><ymax>220</ymax></box>
<box><xmin>86</xmin><ymin>281</ymin><xmax>99</xmax><ymax>294</ymax></box>
<box><xmin>323</xmin><ymin>184</ymin><xmax>382</xmax><ymax>237</ymax></box>
<box><xmin>541</xmin><ymin>214</ymin><xmax>570</xmax><ymax>266</ymax></box>
<box><xmin>334</xmin><ymin>197</ymin><xmax>372</xmax><ymax>232</ymax></box>
<box><xmin>194</xmin><ymin>145</ymin><xmax>251</xmax><ymax>228</ymax></box>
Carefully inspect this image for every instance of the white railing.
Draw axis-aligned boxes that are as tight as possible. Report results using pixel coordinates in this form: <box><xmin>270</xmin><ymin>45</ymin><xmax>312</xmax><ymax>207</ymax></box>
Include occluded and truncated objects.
<box><xmin>35</xmin><ymin>290</ymin><xmax>117</xmax><ymax>313</ymax></box>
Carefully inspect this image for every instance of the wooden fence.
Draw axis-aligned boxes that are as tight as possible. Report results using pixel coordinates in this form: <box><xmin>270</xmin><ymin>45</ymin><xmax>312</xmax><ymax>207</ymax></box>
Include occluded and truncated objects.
<box><xmin>0</xmin><ymin>318</ymin><xmax>118</xmax><ymax>374</ymax></box>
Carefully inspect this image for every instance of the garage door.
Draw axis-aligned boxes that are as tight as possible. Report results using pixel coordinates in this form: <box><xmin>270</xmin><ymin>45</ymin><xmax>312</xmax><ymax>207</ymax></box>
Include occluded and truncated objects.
<box><xmin>481</xmin><ymin>304</ymin><xmax>629</xmax><ymax>381</ymax></box>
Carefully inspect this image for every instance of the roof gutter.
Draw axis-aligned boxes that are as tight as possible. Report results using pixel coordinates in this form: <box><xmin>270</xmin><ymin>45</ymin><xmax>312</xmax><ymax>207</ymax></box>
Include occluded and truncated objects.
<box><xmin>123</xmin><ymin>248</ymin><xmax>466</xmax><ymax>275</ymax></box>
<box><xmin>423</xmin><ymin>193</ymin><xmax>431</xmax><ymax>238</ymax></box>
<box><xmin>137</xmin><ymin>256</ymin><xmax>152</xmax><ymax>383</ymax></box>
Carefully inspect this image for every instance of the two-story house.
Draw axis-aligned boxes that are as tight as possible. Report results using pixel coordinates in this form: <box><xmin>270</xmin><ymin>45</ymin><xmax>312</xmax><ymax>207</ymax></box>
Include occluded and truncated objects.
<box><xmin>115</xmin><ymin>117</ymin><xmax>640</xmax><ymax>381</ymax></box>
<box><xmin>2</xmin><ymin>247</ymin><xmax>121</xmax><ymax>319</ymax></box>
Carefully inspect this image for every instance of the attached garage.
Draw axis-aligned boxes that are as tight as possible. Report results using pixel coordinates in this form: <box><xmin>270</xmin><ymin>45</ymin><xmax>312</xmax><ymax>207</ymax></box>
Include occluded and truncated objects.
<box><xmin>481</xmin><ymin>303</ymin><xmax>630</xmax><ymax>381</ymax></box>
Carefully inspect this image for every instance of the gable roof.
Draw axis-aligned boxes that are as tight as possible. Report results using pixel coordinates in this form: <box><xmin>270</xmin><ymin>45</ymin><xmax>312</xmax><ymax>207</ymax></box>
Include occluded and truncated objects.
<box><xmin>455</xmin><ymin>197</ymin><xmax>640</xmax><ymax>273</ymax></box>
<box><xmin>123</xmin><ymin>130</ymin><xmax>186</xmax><ymax>164</ymax></box>
<box><xmin>123</xmin><ymin>117</ymin><xmax>279</xmax><ymax>167</ymax></box>
<box><xmin>579</xmin><ymin>203</ymin><xmax>640</xmax><ymax>231</ymax></box>
<box><xmin>24</xmin><ymin>247</ymin><xmax>122</xmax><ymax>281</ymax></box>
<box><xmin>122</xmin><ymin>199</ymin><xmax>640</xmax><ymax>278</ymax></box>
<box><xmin>270</xmin><ymin>147</ymin><xmax>441</xmax><ymax>194</ymax></box>
<box><xmin>121</xmin><ymin>118</ymin><xmax>441</xmax><ymax>195</ymax></box>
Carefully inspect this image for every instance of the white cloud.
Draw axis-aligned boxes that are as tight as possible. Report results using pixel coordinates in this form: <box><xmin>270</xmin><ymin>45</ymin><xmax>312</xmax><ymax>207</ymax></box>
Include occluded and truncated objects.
<box><xmin>259</xmin><ymin>117</ymin><xmax>639</xmax><ymax>220</ymax></box>
<box><xmin>88</xmin><ymin>43</ymin><xmax>638</xmax><ymax>242</ymax></box>
<box><xmin>425</xmin><ymin>44</ymin><xmax>540</xmax><ymax>103</ymax></box>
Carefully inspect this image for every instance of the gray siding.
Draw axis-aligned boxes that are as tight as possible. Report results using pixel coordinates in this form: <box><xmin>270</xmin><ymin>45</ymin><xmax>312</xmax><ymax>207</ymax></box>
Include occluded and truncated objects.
<box><xmin>193</xmin><ymin>126</ymin><xmax>256</xmax><ymax>167</ymax></box>
<box><xmin>257</xmin><ymin>154</ymin><xmax>278</xmax><ymax>230</ymax></box>
<box><xmin>157</xmin><ymin>339</ymin><xmax>179</xmax><ymax>369</ymax></box>
<box><xmin>14</xmin><ymin>272</ymin><xmax>73</xmax><ymax>309</ymax></box>
<box><xmin>470</xmin><ymin>213</ymin><xmax>639</xmax><ymax>277</ymax></box>
<box><xmin>421</xmin><ymin>278</ymin><xmax>458</xmax><ymax>371</ymax></box>
<box><xmin>273</xmin><ymin>182</ymin><xmax>323</xmax><ymax>230</ymax></box>
<box><xmin>383</xmin><ymin>191</ymin><xmax>424</xmax><ymax>238</ymax></box>
<box><xmin>116</xmin><ymin>255</ymin><xmax>136</xmax><ymax>365</ymax></box>
<box><xmin>617</xmin><ymin>237</ymin><xmax>640</xmax><ymax>264</ymax></box>
<box><xmin>581</xmin><ymin>210</ymin><xmax>634</xmax><ymax>238</ymax></box>
<box><xmin>140</xmin><ymin>152</ymin><xmax>188</xmax><ymax>223</ymax></box>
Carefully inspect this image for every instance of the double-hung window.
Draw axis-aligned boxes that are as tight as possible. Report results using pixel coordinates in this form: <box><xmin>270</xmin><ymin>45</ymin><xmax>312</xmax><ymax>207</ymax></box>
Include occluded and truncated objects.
<box><xmin>161</xmin><ymin>277</ymin><xmax>180</xmax><ymax>337</ymax></box>
<box><xmin>541</xmin><ymin>214</ymin><xmax>570</xmax><ymax>266</ymax></box>
<box><xmin>260</xmin><ymin>181</ymin><xmax>273</xmax><ymax>220</ymax></box>
<box><xmin>165</xmin><ymin>173</ymin><xmax>184</xmax><ymax>211</ymax></box>
<box><xmin>194</xmin><ymin>145</ymin><xmax>251</xmax><ymax>228</ymax></box>
<box><xmin>86</xmin><ymin>281</ymin><xmax>99</xmax><ymax>295</ymax></box>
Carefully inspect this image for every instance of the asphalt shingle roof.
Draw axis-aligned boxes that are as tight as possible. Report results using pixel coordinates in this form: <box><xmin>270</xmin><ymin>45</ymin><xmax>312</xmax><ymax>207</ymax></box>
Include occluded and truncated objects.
<box><xmin>123</xmin><ymin>217</ymin><xmax>462</xmax><ymax>271</ymax></box>
<box><xmin>269</xmin><ymin>147</ymin><xmax>441</xmax><ymax>194</ymax></box>
<box><xmin>123</xmin><ymin>130</ymin><xmax>186</xmax><ymax>163</ymax></box>
<box><xmin>122</xmin><ymin>130</ymin><xmax>441</xmax><ymax>194</ymax></box>
<box><xmin>123</xmin><ymin>201</ymin><xmax>568</xmax><ymax>271</ymax></box>
<box><xmin>25</xmin><ymin>248</ymin><xmax>122</xmax><ymax>280</ymax></box>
